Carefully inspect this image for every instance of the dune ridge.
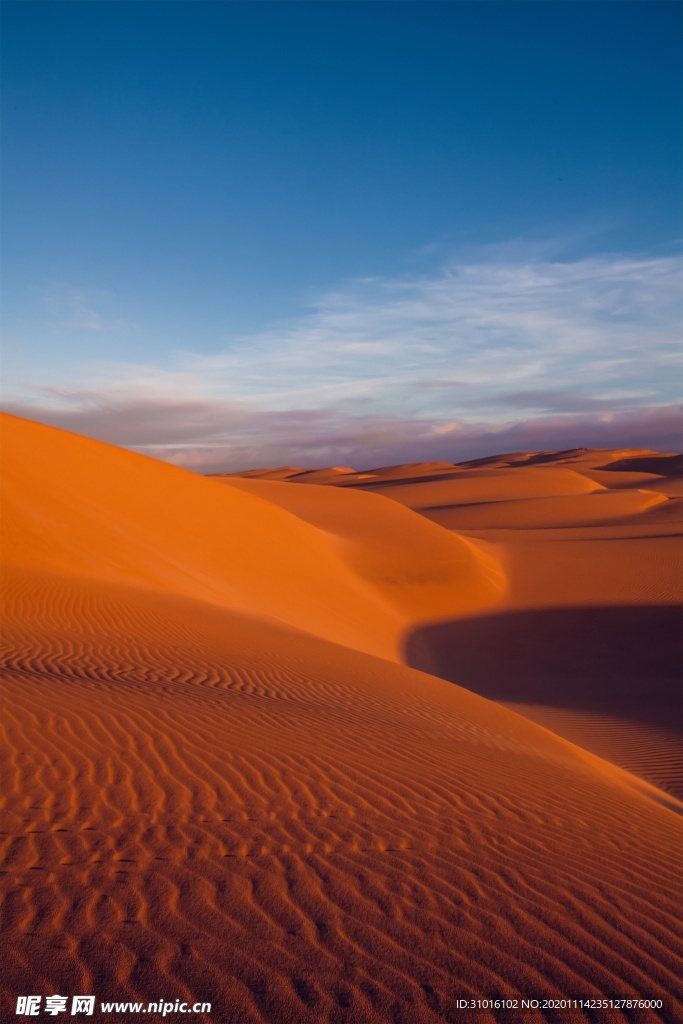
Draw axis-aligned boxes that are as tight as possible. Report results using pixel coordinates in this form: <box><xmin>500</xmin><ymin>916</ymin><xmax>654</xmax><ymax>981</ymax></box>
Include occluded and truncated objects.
<box><xmin>1</xmin><ymin>414</ymin><xmax>503</xmax><ymax>664</ymax></box>
<box><xmin>222</xmin><ymin>446</ymin><xmax>682</xmax><ymax>801</ymax></box>
<box><xmin>1</xmin><ymin>414</ymin><xmax>682</xmax><ymax>1023</ymax></box>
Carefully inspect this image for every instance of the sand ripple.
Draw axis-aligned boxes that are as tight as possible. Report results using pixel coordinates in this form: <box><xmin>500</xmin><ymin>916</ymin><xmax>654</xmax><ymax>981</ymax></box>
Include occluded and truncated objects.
<box><xmin>2</xmin><ymin>418</ymin><xmax>681</xmax><ymax>1023</ymax></box>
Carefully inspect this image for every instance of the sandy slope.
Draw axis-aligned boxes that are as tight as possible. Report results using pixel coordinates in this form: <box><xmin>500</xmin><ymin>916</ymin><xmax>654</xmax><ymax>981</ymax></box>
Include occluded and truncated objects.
<box><xmin>1</xmin><ymin>414</ymin><xmax>502</xmax><ymax>664</ymax></box>
<box><xmin>262</xmin><ymin>447</ymin><xmax>681</xmax><ymax>801</ymax></box>
<box><xmin>220</xmin><ymin>448</ymin><xmax>682</xmax><ymax>800</ymax></box>
<box><xmin>2</xmin><ymin>416</ymin><xmax>682</xmax><ymax>1024</ymax></box>
<box><xmin>409</xmin><ymin>453</ymin><xmax>683</xmax><ymax>803</ymax></box>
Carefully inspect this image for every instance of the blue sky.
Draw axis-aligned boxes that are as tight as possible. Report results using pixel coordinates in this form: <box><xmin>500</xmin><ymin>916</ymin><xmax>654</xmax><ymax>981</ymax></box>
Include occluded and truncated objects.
<box><xmin>2</xmin><ymin>1</ymin><xmax>681</xmax><ymax>469</ymax></box>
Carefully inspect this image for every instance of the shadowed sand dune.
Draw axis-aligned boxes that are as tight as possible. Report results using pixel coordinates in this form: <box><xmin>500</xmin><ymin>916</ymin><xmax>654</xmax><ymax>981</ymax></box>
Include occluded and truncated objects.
<box><xmin>405</xmin><ymin>605</ymin><xmax>682</xmax><ymax>728</ymax></box>
<box><xmin>405</xmin><ymin>606</ymin><xmax>683</xmax><ymax>801</ymax></box>
<box><xmin>597</xmin><ymin>454</ymin><xmax>683</xmax><ymax>477</ymax></box>
<box><xmin>2</xmin><ymin>415</ymin><xmax>682</xmax><ymax>1023</ymax></box>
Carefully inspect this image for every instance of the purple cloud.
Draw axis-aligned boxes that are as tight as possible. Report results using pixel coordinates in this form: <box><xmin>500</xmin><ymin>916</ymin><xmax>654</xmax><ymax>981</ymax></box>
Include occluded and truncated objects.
<box><xmin>3</xmin><ymin>396</ymin><xmax>679</xmax><ymax>473</ymax></box>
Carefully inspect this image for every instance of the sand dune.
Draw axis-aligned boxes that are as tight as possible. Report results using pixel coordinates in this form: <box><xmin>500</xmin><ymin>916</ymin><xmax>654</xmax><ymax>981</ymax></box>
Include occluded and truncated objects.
<box><xmin>406</xmin><ymin>605</ymin><xmax>682</xmax><ymax>800</ymax></box>
<box><xmin>2</xmin><ymin>415</ymin><xmax>682</xmax><ymax>1023</ymax></box>
<box><xmin>1</xmin><ymin>414</ymin><xmax>502</xmax><ymax>664</ymax></box>
<box><xmin>251</xmin><ymin>446</ymin><xmax>681</xmax><ymax>803</ymax></box>
<box><xmin>419</xmin><ymin>489</ymin><xmax>668</xmax><ymax>531</ymax></box>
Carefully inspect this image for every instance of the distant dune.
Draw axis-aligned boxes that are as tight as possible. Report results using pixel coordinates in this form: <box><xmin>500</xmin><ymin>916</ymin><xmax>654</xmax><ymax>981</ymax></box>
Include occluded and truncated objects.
<box><xmin>219</xmin><ymin>445</ymin><xmax>683</xmax><ymax>801</ymax></box>
<box><xmin>2</xmin><ymin>413</ymin><xmax>681</xmax><ymax>1023</ymax></box>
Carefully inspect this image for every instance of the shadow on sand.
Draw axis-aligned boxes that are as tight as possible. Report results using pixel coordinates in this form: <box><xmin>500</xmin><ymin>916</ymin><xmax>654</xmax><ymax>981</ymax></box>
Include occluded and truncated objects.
<box><xmin>404</xmin><ymin>604</ymin><xmax>682</xmax><ymax>731</ymax></box>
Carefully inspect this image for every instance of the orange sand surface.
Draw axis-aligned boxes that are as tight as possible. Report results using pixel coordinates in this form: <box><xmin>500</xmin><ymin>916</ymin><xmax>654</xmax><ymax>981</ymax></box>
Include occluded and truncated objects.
<box><xmin>2</xmin><ymin>415</ymin><xmax>682</xmax><ymax>1024</ymax></box>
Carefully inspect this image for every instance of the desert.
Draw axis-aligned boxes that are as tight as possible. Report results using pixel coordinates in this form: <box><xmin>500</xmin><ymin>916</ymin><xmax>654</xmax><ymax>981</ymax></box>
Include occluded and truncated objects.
<box><xmin>3</xmin><ymin>2</ymin><xmax>682</xmax><ymax>1021</ymax></box>
<box><xmin>1</xmin><ymin>411</ymin><xmax>681</xmax><ymax>1023</ymax></box>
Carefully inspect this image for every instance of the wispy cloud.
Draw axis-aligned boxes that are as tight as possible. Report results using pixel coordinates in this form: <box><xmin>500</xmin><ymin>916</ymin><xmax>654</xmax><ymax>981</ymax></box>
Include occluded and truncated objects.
<box><xmin>5</xmin><ymin>397</ymin><xmax>679</xmax><ymax>474</ymax></box>
<box><xmin>3</xmin><ymin>249</ymin><xmax>681</xmax><ymax>469</ymax></box>
<box><xmin>41</xmin><ymin>285</ymin><xmax>136</xmax><ymax>334</ymax></box>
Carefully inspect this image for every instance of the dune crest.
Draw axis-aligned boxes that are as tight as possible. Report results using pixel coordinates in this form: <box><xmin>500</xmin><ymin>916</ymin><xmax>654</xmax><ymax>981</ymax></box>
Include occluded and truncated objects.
<box><xmin>1</xmin><ymin>414</ymin><xmax>502</xmax><ymax>663</ymax></box>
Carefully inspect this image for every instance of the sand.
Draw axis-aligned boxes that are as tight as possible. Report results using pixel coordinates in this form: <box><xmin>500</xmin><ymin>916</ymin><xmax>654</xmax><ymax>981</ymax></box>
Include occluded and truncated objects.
<box><xmin>1</xmin><ymin>414</ymin><xmax>681</xmax><ymax>1023</ymax></box>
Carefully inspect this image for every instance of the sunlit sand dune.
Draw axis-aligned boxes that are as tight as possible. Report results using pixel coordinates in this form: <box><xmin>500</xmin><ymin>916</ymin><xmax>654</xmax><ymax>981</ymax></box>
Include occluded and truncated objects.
<box><xmin>266</xmin><ymin>447</ymin><xmax>680</xmax><ymax>802</ymax></box>
<box><xmin>1</xmin><ymin>414</ymin><xmax>502</xmax><ymax>664</ymax></box>
<box><xmin>2</xmin><ymin>415</ymin><xmax>682</xmax><ymax>1023</ymax></box>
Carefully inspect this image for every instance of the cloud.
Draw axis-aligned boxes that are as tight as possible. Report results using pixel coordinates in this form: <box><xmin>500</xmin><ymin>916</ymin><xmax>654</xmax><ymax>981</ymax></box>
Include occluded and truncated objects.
<box><xmin>2</xmin><ymin>395</ymin><xmax>252</xmax><ymax>447</ymax></box>
<box><xmin>492</xmin><ymin>389</ymin><xmax>635</xmax><ymax>414</ymax></box>
<box><xmin>41</xmin><ymin>285</ymin><xmax>136</xmax><ymax>334</ymax></box>
<box><xmin>4</xmin><ymin>396</ymin><xmax>680</xmax><ymax>474</ymax></box>
<box><xmin>173</xmin><ymin>251</ymin><xmax>681</xmax><ymax>421</ymax></box>
<box><xmin>3</xmin><ymin>249</ymin><xmax>681</xmax><ymax>469</ymax></box>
